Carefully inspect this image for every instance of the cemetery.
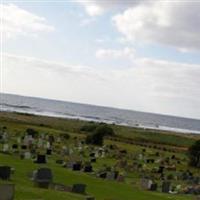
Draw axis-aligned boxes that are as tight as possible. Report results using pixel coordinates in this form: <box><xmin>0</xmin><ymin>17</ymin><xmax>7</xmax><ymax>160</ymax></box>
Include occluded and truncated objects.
<box><xmin>0</xmin><ymin>111</ymin><xmax>199</xmax><ymax>200</ymax></box>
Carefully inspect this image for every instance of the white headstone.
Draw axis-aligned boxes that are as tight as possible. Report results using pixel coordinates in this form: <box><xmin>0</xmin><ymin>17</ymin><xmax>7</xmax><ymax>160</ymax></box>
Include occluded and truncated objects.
<box><xmin>3</xmin><ymin>144</ymin><xmax>9</xmax><ymax>152</ymax></box>
<box><xmin>24</xmin><ymin>151</ymin><xmax>31</xmax><ymax>159</ymax></box>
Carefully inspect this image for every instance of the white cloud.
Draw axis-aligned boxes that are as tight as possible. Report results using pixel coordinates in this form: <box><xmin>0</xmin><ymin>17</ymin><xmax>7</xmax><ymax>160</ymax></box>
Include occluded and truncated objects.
<box><xmin>96</xmin><ymin>47</ymin><xmax>135</xmax><ymax>60</ymax></box>
<box><xmin>2</xmin><ymin>52</ymin><xmax>200</xmax><ymax>119</ymax></box>
<box><xmin>1</xmin><ymin>4</ymin><xmax>55</xmax><ymax>39</ymax></box>
<box><xmin>75</xmin><ymin>0</ymin><xmax>146</xmax><ymax>16</ymax></box>
<box><xmin>113</xmin><ymin>1</ymin><xmax>200</xmax><ymax>51</ymax></box>
<box><xmin>80</xmin><ymin>17</ymin><xmax>96</xmax><ymax>26</ymax></box>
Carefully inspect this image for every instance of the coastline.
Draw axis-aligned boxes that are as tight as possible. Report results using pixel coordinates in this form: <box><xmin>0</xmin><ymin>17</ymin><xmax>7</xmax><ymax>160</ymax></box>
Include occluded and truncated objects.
<box><xmin>1</xmin><ymin>109</ymin><xmax>200</xmax><ymax>136</ymax></box>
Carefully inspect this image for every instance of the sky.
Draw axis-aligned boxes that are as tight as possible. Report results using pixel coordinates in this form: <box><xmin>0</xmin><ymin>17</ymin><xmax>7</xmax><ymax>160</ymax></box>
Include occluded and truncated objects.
<box><xmin>1</xmin><ymin>0</ymin><xmax>200</xmax><ymax>119</ymax></box>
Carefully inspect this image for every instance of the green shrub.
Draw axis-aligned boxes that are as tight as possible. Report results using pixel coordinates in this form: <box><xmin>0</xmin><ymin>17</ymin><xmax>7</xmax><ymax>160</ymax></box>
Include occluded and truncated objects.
<box><xmin>85</xmin><ymin>124</ymin><xmax>115</xmax><ymax>146</ymax></box>
<box><xmin>188</xmin><ymin>140</ymin><xmax>200</xmax><ymax>168</ymax></box>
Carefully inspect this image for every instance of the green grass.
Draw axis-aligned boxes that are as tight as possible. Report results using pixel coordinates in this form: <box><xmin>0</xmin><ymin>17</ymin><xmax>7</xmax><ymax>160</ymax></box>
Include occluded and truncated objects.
<box><xmin>0</xmin><ymin>112</ymin><xmax>199</xmax><ymax>148</ymax></box>
<box><xmin>0</xmin><ymin>153</ymin><xmax>193</xmax><ymax>200</ymax></box>
<box><xmin>0</xmin><ymin>112</ymin><xmax>199</xmax><ymax>200</ymax></box>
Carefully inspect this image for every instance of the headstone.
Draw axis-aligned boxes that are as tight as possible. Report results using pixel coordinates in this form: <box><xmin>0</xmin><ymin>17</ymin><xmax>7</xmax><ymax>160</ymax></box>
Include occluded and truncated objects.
<box><xmin>158</xmin><ymin>166</ymin><xmax>165</xmax><ymax>173</ymax></box>
<box><xmin>24</xmin><ymin>152</ymin><xmax>31</xmax><ymax>159</ymax></box>
<box><xmin>72</xmin><ymin>184</ymin><xmax>86</xmax><ymax>194</ymax></box>
<box><xmin>34</xmin><ymin>168</ymin><xmax>53</xmax><ymax>188</ymax></box>
<box><xmin>85</xmin><ymin>197</ymin><xmax>95</xmax><ymax>200</ymax></box>
<box><xmin>2</xmin><ymin>132</ymin><xmax>8</xmax><ymax>141</ymax></box>
<box><xmin>49</xmin><ymin>135</ymin><xmax>55</xmax><ymax>145</ymax></box>
<box><xmin>106</xmin><ymin>172</ymin><xmax>115</xmax><ymax>180</ymax></box>
<box><xmin>99</xmin><ymin>172</ymin><xmax>107</xmax><ymax>179</ymax></box>
<box><xmin>46</xmin><ymin>149</ymin><xmax>52</xmax><ymax>155</ymax></box>
<box><xmin>73</xmin><ymin>163</ymin><xmax>82</xmax><ymax>171</ymax></box>
<box><xmin>3</xmin><ymin>144</ymin><xmax>9</xmax><ymax>152</ymax></box>
<box><xmin>90</xmin><ymin>153</ymin><xmax>95</xmax><ymax>157</ymax></box>
<box><xmin>12</xmin><ymin>144</ymin><xmax>18</xmax><ymax>149</ymax></box>
<box><xmin>84</xmin><ymin>165</ymin><xmax>93</xmax><ymax>173</ymax></box>
<box><xmin>162</xmin><ymin>181</ymin><xmax>171</xmax><ymax>193</ymax></box>
<box><xmin>0</xmin><ymin>184</ymin><xmax>15</xmax><ymax>200</ymax></box>
<box><xmin>35</xmin><ymin>155</ymin><xmax>46</xmax><ymax>164</ymax></box>
<box><xmin>117</xmin><ymin>175</ymin><xmax>125</xmax><ymax>182</ymax></box>
<box><xmin>37</xmin><ymin>138</ymin><xmax>43</xmax><ymax>148</ymax></box>
<box><xmin>150</xmin><ymin>183</ymin><xmax>157</xmax><ymax>191</ymax></box>
<box><xmin>17</xmin><ymin>137</ymin><xmax>21</xmax><ymax>144</ymax></box>
<box><xmin>0</xmin><ymin>166</ymin><xmax>11</xmax><ymax>180</ymax></box>
<box><xmin>91</xmin><ymin>158</ymin><xmax>96</xmax><ymax>163</ymax></box>
<box><xmin>46</xmin><ymin>142</ymin><xmax>51</xmax><ymax>149</ymax></box>
<box><xmin>21</xmin><ymin>145</ymin><xmax>27</xmax><ymax>150</ymax></box>
<box><xmin>141</xmin><ymin>178</ymin><xmax>152</xmax><ymax>190</ymax></box>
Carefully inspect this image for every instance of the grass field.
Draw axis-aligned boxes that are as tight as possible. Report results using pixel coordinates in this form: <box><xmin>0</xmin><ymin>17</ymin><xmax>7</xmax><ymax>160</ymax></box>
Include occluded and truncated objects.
<box><xmin>0</xmin><ymin>111</ymin><xmax>199</xmax><ymax>200</ymax></box>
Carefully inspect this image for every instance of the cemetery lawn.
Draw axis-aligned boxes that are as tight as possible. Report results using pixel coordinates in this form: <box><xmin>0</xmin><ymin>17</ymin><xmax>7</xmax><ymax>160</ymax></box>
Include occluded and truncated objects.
<box><xmin>0</xmin><ymin>153</ymin><xmax>193</xmax><ymax>200</ymax></box>
<box><xmin>0</xmin><ymin>111</ymin><xmax>199</xmax><ymax>200</ymax></box>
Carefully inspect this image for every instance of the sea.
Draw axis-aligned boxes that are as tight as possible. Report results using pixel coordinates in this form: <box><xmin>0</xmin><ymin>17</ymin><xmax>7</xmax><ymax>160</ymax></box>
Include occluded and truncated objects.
<box><xmin>0</xmin><ymin>93</ymin><xmax>200</xmax><ymax>134</ymax></box>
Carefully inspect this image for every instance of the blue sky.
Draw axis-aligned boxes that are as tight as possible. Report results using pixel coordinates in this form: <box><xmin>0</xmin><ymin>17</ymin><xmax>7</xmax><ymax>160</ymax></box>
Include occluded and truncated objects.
<box><xmin>2</xmin><ymin>1</ymin><xmax>200</xmax><ymax>119</ymax></box>
<box><xmin>5</xmin><ymin>1</ymin><xmax>200</xmax><ymax>65</ymax></box>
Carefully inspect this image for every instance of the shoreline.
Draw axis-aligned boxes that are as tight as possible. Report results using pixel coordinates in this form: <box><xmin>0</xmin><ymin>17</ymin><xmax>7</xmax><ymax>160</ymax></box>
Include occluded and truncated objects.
<box><xmin>1</xmin><ymin>109</ymin><xmax>200</xmax><ymax>135</ymax></box>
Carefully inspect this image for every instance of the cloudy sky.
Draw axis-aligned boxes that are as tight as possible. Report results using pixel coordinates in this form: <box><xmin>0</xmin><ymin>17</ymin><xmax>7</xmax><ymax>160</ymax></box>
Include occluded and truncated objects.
<box><xmin>1</xmin><ymin>0</ymin><xmax>200</xmax><ymax>119</ymax></box>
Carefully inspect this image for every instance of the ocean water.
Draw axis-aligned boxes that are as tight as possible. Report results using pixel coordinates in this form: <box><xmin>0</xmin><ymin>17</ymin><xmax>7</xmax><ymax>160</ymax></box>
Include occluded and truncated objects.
<box><xmin>0</xmin><ymin>93</ymin><xmax>200</xmax><ymax>134</ymax></box>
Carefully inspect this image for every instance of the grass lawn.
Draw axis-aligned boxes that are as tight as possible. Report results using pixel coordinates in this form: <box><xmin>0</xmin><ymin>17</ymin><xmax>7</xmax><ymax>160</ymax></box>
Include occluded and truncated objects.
<box><xmin>0</xmin><ymin>112</ymin><xmax>199</xmax><ymax>200</ymax></box>
<box><xmin>0</xmin><ymin>152</ymin><xmax>194</xmax><ymax>200</ymax></box>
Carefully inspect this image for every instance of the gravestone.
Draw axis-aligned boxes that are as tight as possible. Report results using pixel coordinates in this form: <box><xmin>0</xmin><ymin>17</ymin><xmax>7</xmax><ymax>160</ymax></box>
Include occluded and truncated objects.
<box><xmin>46</xmin><ymin>149</ymin><xmax>52</xmax><ymax>155</ymax></box>
<box><xmin>90</xmin><ymin>158</ymin><xmax>96</xmax><ymax>163</ymax></box>
<box><xmin>158</xmin><ymin>166</ymin><xmax>165</xmax><ymax>173</ymax></box>
<box><xmin>34</xmin><ymin>168</ymin><xmax>53</xmax><ymax>188</ymax></box>
<box><xmin>21</xmin><ymin>145</ymin><xmax>27</xmax><ymax>150</ymax></box>
<box><xmin>46</xmin><ymin>142</ymin><xmax>51</xmax><ymax>149</ymax></box>
<box><xmin>0</xmin><ymin>166</ymin><xmax>11</xmax><ymax>180</ymax></box>
<box><xmin>85</xmin><ymin>197</ymin><xmax>95</xmax><ymax>200</ymax></box>
<box><xmin>17</xmin><ymin>137</ymin><xmax>21</xmax><ymax>144</ymax></box>
<box><xmin>0</xmin><ymin>184</ymin><xmax>15</xmax><ymax>200</ymax></box>
<box><xmin>72</xmin><ymin>184</ymin><xmax>86</xmax><ymax>194</ymax></box>
<box><xmin>150</xmin><ymin>183</ymin><xmax>157</xmax><ymax>191</ymax></box>
<box><xmin>35</xmin><ymin>155</ymin><xmax>46</xmax><ymax>164</ymax></box>
<box><xmin>117</xmin><ymin>175</ymin><xmax>125</xmax><ymax>182</ymax></box>
<box><xmin>162</xmin><ymin>181</ymin><xmax>171</xmax><ymax>193</ymax></box>
<box><xmin>84</xmin><ymin>165</ymin><xmax>93</xmax><ymax>173</ymax></box>
<box><xmin>24</xmin><ymin>152</ymin><xmax>31</xmax><ymax>159</ymax></box>
<box><xmin>49</xmin><ymin>135</ymin><xmax>55</xmax><ymax>145</ymax></box>
<box><xmin>73</xmin><ymin>163</ymin><xmax>82</xmax><ymax>171</ymax></box>
<box><xmin>12</xmin><ymin>144</ymin><xmax>18</xmax><ymax>149</ymax></box>
<box><xmin>106</xmin><ymin>171</ymin><xmax>118</xmax><ymax>180</ymax></box>
<box><xmin>90</xmin><ymin>153</ymin><xmax>95</xmax><ymax>157</ymax></box>
<box><xmin>99</xmin><ymin>172</ymin><xmax>107</xmax><ymax>179</ymax></box>
<box><xmin>3</xmin><ymin>144</ymin><xmax>9</xmax><ymax>153</ymax></box>
<box><xmin>141</xmin><ymin>179</ymin><xmax>153</xmax><ymax>190</ymax></box>
<box><xmin>37</xmin><ymin>138</ymin><xmax>44</xmax><ymax>148</ymax></box>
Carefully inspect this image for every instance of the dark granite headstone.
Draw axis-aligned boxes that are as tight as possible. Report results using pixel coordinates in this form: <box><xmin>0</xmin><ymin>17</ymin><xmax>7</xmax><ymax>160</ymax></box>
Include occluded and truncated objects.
<box><xmin>72</xmin><ymin>184</ymin><xmax>86</xmax><ymax>194</ymax></box>
<box><xmin>34</xmin><ymin>168</ymin><xmax>53</xmax><ymax>188</ymax></box>
<box><xmin>158</xmin><ymin>166</ymin><xmax>164</xmax><ymax>173</ymax></box>
<box><xmin>162</xmin><ymin>181</ymin><xmax>171</xmax><ymax>193</ymax></box>
<box><xmin>150</xmin><ymin>183</ymin><xmax>157</xmax><ymax>191</ymax></box>
<box><xmin>46</xmin><ymin>149</ymin><xmax>52</xmax><ymax>155</ymax></box>
<box><xmin>35</xmin><ymin>155</ymin><xmax>46</xmax><ymax>164</ymax></box>
<box><xmin>91</xmin><ymin>158</ymin><xmax>96</xmax><ymax>163</ymax></box>
<box><xmin>90</xmin><ymin>153</ymin><xmax>95</xmax><ymax>157</ymax></box>
<box><xmin>85</xmin><ymin>197</ymin><xmax>95</xmax><ymax>200</ymax></box>
<box><xmin>21</xmin><ymin>145</ymin><xmax>27</xmax><ymax>150</ymax></box>
<box><xmin>12</xmin><ymin>144</ymin><xmax>18</xmax><ymax>149</ymax></box>
<box><xmin>0</xmin><ymin>166</ymin><xmax>11</xmax><ymax>180</ymax></box>
<box><xmin>99</xmin><ymin>172</ymin><xmax>107</xmax><ymax>179</ymax></box>
<box><xmin>73</xmin><ymin>163</ymin><xmax>82</xmax><ymax>171</ymax></box>
<box><xmin>84</xmin><ymin>165</ymin><xmax>93</xmax><ymax>173</ymax></box>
